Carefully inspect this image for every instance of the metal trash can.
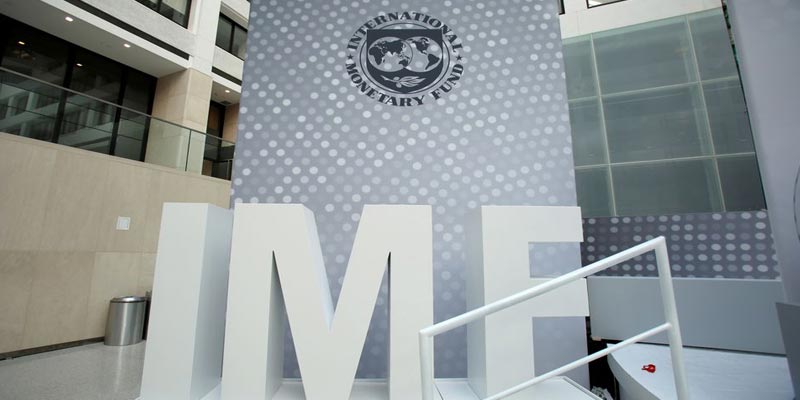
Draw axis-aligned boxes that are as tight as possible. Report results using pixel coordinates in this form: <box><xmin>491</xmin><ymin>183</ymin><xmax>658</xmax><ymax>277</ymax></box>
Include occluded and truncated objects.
<box><xmin>104</xmin><ymin>296</ymin><xmax>146</xmax><ymax>346</ymax></box>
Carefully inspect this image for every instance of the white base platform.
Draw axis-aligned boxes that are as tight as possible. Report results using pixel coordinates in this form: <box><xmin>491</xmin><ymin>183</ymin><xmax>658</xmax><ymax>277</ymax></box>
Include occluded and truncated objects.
<box><xmin>163</xmin><ymin>377</ymin><xmax>600</xmax><ymax>400</ymax></box>
<box><xmin>609</xmin><ymin>343</ymin><xmax>794</xmax><ymax>400</ymax></box>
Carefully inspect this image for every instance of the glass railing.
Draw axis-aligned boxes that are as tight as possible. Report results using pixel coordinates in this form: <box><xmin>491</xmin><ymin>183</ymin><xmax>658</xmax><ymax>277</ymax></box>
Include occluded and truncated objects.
<box><xmin>0</xmin><ymin>66</ymin><xmax>235</xmax><ymax>180</ymax></box>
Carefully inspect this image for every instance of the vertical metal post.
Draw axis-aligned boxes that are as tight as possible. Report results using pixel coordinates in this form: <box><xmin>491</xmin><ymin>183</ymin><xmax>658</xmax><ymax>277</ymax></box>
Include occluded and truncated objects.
<box><xmin>419</xmin><ymin>332</ymin><xmax>435</xmax><ymax>400</ymax></box>
<box><xmin>654</xmin><ymin>237</ymin><xmax>690</xmax><ymax>399</ymax></box>
<box><xmin>185</xmin><ymin>130</ymin><xmax>193</xmax><ymax>172</ymax></box>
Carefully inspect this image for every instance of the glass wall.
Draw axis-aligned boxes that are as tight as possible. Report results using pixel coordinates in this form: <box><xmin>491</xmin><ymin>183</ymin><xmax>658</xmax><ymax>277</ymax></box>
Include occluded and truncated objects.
<box><xmin>564</xmin><ymin>9</ymin><xmax>766</xmax><ymax>217</ymax></box>
<box><xmin>0</xmin><ymin>17</ymin><xmax>156</xmax><ymax>161</ymax></box>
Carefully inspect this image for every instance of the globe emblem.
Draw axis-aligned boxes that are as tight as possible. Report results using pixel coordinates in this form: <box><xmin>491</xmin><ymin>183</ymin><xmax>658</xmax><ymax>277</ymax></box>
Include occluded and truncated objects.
<box><xmin>358</xmin><ymin>25</ymin><xmax>453</xmax><ymax>96</ymax></box>
<box><xmin>367</xmin><ymin>37</ymin><xmax>413</xmax><ymax>72</ymax></box>
<box><xmin>406</xmin><ymin>37</ymin><xmax>443</xmax><ymax>73</ymax></box>
<box><xmin>367</xmin><ymin>37</ymin><xmax>443</xmax><ymax>74</ymax></box>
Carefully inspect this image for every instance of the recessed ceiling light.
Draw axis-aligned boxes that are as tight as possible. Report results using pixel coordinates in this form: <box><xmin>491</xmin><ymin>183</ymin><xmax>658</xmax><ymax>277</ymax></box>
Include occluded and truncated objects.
<box><xmin>76</xmin><ymin>63</ymin><xmax>83</xmax><ymax>67</ymax></box>
<box><xmin>123</xmin><ymin>43</ymin><xmax>131</xmax><ymax>48</ymax></box>
<box><xmin>65</xmin><ymin>16</ymin><xmax>74</xmax><ymax>22</ymax></box>
<box><xmin>225</xmin><ymin>89</ymin><xmax>230</xmax><ymax>93</ymax></box>
<box><xmin>17</xmin><ymin>40</ymin><xmax>25</xmax><ymax>45</ymax></box>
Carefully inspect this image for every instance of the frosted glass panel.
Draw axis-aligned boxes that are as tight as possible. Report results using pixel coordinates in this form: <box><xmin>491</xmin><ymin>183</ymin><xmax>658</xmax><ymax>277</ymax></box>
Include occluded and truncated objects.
<box><xmin>704</xmin><ymin>80</ymin><xmax>755</xmax><ymax>154</ymax></box>
<box><xmin>564</xmin><ymin>38</ymin><xmax>597</xmax><ymax>99</ymax></box>
<box><xmin>569</xmin><ymin>98</ymin><xmax>606</xmax><ymax>166</ymax></box>
<box><xmin>718</xmin><ymin>156</ymin><xmax>767</xmax><ymax>211</ymax></box>
<box><xmin>594</xmin><ymin>20</ymin><xmax>696</xmax><ymax>94</ymax></box>
<box><xmin>613</xmin><ymin>160</ymin><xmax>721</xmax><ymax>216</ymax></box>
<box><xmin>604</xmin><ymin>86</ymin><xmax>710</xmax><ymax>163</ymax></box>
<box><xmin>562</xmin><ymin>10</ymin><xmax>765</xmax><ymax>217</ymax></box>
<box><xmin>576</xmin><ymin>167</ymin><xmax>612</xmax><ymax>217</ymax></box>
<box><xmin>690</xmin><ymin>10</ymin><xmax>739</xmax><ymax>80</ymax></box>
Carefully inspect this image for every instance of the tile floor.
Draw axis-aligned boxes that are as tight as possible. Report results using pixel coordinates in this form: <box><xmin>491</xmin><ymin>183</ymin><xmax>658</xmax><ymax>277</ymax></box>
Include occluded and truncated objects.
<box><xmin>0</xmin><ymin>342</ymin><xmax>144</xmax><ymax>400</ymax></box>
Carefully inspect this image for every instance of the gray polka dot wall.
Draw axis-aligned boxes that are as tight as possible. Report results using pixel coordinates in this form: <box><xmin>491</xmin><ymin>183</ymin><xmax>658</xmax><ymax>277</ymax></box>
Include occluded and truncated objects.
<box><xmin>235</xmin><ymin>0</ymin><xmax>581</xmax><ymax>379</ymax></box>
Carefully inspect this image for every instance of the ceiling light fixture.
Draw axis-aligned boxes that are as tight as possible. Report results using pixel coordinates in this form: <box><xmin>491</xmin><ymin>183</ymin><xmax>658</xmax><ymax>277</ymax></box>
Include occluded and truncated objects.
<box><xmin>65</xmin><ymin>16</ymin><xmax>74</xmax><ymax>22</ymax></box>
<box><xmin>123</xmin><ymin>43</ymin><xmax>131</xmax><ymax>48</ymax></box>
<box><xmin>76</xmin><ymin>63</ymin><xmax>83</xmax><ymax>67</ymax></box>
<box><xmin>17</xmin><ymin>40</ymin><xmax>25</xmax><ymax>45</ymax></box>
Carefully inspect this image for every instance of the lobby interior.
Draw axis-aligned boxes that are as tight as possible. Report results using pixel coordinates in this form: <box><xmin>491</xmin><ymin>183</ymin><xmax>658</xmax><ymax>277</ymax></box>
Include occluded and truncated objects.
<box><xmin>0</xmin><ymin>0</ymin><xmax>799</xmax><ymax>399</ymax></box>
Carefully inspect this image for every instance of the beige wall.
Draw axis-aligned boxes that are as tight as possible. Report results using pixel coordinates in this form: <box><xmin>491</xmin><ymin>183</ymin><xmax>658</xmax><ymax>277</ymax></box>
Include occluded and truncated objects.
<box><xmin>0</xmin><ymin>133</ymin><xmax>230</xmax><ymax>354</ymax></box>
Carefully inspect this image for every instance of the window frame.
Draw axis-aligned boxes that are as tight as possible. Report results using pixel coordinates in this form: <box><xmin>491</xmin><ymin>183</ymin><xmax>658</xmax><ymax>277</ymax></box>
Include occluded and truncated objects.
<box><xmin>216</xmin><ymin>13</ymin><xmax>247</xmax><ymax>60</ymax></box>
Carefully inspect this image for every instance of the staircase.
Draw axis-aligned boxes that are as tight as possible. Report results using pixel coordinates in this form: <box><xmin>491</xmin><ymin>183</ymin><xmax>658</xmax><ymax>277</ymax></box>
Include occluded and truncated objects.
<box><xmin>419</xmin><ymin>237</ymin><xmax>690</xmax><ymax>400</ymax></box>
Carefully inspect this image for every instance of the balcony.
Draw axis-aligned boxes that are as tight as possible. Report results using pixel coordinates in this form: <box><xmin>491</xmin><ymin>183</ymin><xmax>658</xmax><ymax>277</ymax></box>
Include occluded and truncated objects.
<box><xmin>0</xmin><ymin>66</ymin><xmax>234</xmax><ymax>180</ymax></box>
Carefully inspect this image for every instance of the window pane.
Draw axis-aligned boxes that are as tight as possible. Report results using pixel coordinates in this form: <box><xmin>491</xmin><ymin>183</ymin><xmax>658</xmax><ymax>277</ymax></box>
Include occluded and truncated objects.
<box><xmin>2</xmin><ymin>21</ymin><xmax>68</xmax><ymax>85</ymax></box>
<box><xmin>70</xmin><ymin>50</ymin><xmax>122</xmax><ymax>103</ymax></box>
<box><xmin>718</xmin><ymin>155</ymin><xmax>766</xmax><ymax>211</ymax></box>
<box><xmin>216</xmin><ymin>17</ymin><xmax>233</xmax><ymax>51</ymax></box>
<box><xmin>594</xmin><ymin>19</ymin><xmax>696</xmax><ymax>94</ymax></box>
<box><xmin>563</xmin><ymin>37</ymin><xmax>596</xmax><ymax>99</ymax></box>
<box><xmin>568</xmin><ymin>98</ymin><xmax>606</xmax><ymax>166</ymax></box>
<box><xmin>703</xmin><ymin>80</ymin><xmax>755</xmax><ymax>154</ymax></box>
<box><xmin>604</xmin><ymin>85</ymin><xmax>710</xmax><ymax>163</ymax></box>
<box><xmin>232</xmin><ymin>26</ymin><xmax>248</xmax><ymax>59</ymax></box>
<box><xmin>576</xmin><ymin>167</ymin><xmax>613</xmax><ymax>217</ymax></box>
<box><xmin>123</xmin><ymin>70</ymin><xmax>155</xmax><ymax>113</ymax></box>
<box><xmin>689</xmin><ymin>10</ymin><xmax>739</xmax><ymax>80</ymax></box>
<box><xmin>613</xmin><ymin>159</ymin><xmax>722</xmax><ymax>215</ymax></box>
<box><xmin>159</xmin><ymin>0</ymin><xmax>189</xmax><ymax>26</ymax></box>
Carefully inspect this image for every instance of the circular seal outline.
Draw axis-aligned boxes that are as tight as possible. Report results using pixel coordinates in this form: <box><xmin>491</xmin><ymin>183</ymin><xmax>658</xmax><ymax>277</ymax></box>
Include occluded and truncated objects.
<box><xmin>344</xmin><ymin>11</ymin><xmax>465</xmax><ymax>107</ymax></box>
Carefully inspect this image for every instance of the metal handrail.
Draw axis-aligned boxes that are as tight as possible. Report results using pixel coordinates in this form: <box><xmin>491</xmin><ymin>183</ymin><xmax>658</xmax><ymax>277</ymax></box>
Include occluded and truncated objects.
<box><xmin>418</xmin><ymin>236</ymin><xmax>690</xmax><ymax>400</ymax></box>
<box><xmin>0</xmin><ymin>66</ymin><xmax>235</xmax><ymax>148</ymax></box>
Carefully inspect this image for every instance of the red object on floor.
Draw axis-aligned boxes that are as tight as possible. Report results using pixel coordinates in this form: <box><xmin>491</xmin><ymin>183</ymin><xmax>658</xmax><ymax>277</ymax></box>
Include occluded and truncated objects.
<box><xmin>641</xmin><ymin>364</ymin><xmax>656</xmax><ymax>373</ymax></box>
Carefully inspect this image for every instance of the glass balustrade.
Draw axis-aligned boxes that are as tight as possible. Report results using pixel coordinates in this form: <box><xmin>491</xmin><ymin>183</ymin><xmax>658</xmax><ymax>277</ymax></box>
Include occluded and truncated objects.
<box><xmin>0</xmin><ymin>66</ymin><xmax>235</xmax><ymax>180</ymax></box>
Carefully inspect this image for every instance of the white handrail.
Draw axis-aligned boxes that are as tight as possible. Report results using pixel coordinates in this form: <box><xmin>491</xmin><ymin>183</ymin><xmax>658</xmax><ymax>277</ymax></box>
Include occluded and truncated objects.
<box><xmin>418</xmin><ymin>236</ymin><xmax>690</xmax><ymax>400</ymax></box>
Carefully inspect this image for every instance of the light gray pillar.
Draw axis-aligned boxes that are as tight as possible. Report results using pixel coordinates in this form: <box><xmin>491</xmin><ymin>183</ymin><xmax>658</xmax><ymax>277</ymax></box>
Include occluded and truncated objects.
<box><xmin>727</xmin><ymin>0</ymin><xmax>800</xmax><ymax>304</ymax></box>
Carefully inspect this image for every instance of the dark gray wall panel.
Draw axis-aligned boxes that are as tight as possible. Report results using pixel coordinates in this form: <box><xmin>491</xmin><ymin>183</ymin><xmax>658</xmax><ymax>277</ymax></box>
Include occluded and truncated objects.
<box><xmin>581</xmin><ymin>211</ymin><xmax>779</xmax><ymax>280</ymax></box>
<box><xmin>588</xmin><ymin>276</ymin><xmax>786</xmax><ymax>354</ymax></box>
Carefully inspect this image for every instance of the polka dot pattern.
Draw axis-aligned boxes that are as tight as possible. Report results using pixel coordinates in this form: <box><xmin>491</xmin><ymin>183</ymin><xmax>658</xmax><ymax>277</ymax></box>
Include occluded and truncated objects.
<box><xmin>234</xmin><ymin>0</ymin><xmax>576</xmax><ymax>378</ymax></box>
<box><xmin>583</xmin><ymin>211</ymin><xmax>780</xmax><ymax>279</ymax></box>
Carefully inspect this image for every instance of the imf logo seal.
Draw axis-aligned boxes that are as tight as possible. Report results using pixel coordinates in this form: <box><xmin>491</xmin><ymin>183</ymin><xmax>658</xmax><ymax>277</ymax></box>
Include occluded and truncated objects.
<box><xmin>345</xmin><ymin>12</ymin><xmax>464</xmax><ymax>106</ymax></box>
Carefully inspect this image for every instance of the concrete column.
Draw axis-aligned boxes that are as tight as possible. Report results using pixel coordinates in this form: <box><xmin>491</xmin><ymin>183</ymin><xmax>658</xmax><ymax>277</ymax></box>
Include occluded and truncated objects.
<box><xmin>146</xmin><ymin>69</ymin><xmax>212</xmax><ymax>174</ymax></box>
<box><xmin>151</xmin><ymin>69</ymin><xmax>213</xmax><ymax>132</ymax></box>
<box><xmin>187</xmin><ymin>0</ymin><xmax>222</xmax><ymax>74</ymax></box>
